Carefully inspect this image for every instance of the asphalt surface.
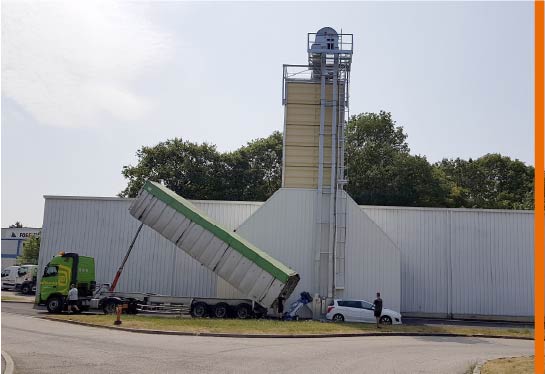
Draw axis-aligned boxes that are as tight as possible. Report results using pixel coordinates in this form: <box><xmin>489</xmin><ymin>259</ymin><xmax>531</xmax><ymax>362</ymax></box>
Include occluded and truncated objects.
<box><xmin>2</xmin><ymin>303</ymin><xmax>533</xmax><ymax>374</ymax></box>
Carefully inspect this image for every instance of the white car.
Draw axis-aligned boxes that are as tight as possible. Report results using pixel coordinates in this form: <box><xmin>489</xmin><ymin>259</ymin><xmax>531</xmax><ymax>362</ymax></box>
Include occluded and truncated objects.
<box><xmin>326</xmin><ymin>299</ymin><xmax>402</xmax><ymax>325</ymax></box>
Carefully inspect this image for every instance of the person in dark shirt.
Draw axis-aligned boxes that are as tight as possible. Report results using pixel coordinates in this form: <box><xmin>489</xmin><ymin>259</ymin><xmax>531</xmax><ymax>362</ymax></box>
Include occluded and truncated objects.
<box><xmin>277</xmin><ymin>294</ymin><xmax>285</xmax><ymax>320</ymax></box>
<box><xmin>373</xmin><ymin>292</ymin><xmax>383</xmax><ymax>328</ymax></box>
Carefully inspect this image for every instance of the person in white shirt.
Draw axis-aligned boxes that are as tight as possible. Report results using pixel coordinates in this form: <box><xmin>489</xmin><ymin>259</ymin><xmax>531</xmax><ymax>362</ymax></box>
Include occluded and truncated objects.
<box><xmin>67</xmin><ymin>284</ymin><xmax>79</xmax><ymax>313</ymax></box>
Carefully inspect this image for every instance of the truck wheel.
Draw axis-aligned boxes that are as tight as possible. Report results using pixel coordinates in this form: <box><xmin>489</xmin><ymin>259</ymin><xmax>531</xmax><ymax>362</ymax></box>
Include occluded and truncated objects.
<box><xmin>46</xmin><ymin>296</ymin><xmax>64</xmax><ymax>313</ymax></box>
<box><xmin>191</xmin><ymin>302</ymin><xmax>207</xmax><ymax>318</ymax></box>
<box><xmin>103</xmin><ymin>300</ymin><xmax>118</xmax><ymax>314</ymax></box>
<box><xmin>212</xmin><ymin>303</ymin><xmax>228</xmax><ymax>318</ymax></box>
<box><xmin>21</xmin><ymin>285</ymin><xmax>30</xmax><ymax>294</ymax></box>
<box><xmin>127</xmin><ymin>302</ymin><xmax>138</xmax><ymax>315</ymax></box>
<box><xmin>235</xmin><ymin>303</ymin><xmax>251</xmax><ymax>319</ymax></box>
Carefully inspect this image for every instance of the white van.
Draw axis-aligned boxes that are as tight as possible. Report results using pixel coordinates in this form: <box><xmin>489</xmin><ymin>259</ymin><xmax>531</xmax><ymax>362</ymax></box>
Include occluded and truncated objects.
<box><xmin>1</xmin><ymin>266</ymin><xmax>20</xmax><ymax>290</ymax></box>
<box><xmin>15</xmin><ymin>265</ymin><xmax>38</xmax><ymax>292</ymax></box>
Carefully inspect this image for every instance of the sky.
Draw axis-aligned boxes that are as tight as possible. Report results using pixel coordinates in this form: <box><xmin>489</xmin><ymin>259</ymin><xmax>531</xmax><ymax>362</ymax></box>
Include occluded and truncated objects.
<box><xmin>1</xmin><ymin>1</ymin><xmax>534</xmax><ymax>227</ymax></box>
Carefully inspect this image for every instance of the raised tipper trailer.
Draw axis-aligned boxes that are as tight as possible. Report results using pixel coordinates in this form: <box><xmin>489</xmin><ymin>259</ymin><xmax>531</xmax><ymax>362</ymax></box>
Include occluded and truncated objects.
<box><xmin>129</xmin><ymin>181</ymin><xmax>300</xmax><ymax>309</ymax></box>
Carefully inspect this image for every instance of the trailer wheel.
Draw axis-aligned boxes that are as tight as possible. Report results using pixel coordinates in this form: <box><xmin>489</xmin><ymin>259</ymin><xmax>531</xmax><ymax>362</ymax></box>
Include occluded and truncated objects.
<box><xmin>190</xmin><ymin>302</ymin><xmax>207</xmax><ymax>318</ymax></box>
<box><xmin>212</xmin><ymin>303</ymin><xmax>228</xmax><ymax>319</ymax></box>
<box><xmin>103</xmin><ymin>300</ymin><xmax>118</xmax><ymax>314</ymax></box>
<box><xmin>235</xmin><ymin>303</ymin><xmax>251</xmax><ymax>319</ymax></box>
<box><xmin>46</xmin><ymin>296</ymin><xmax>64</xmax><ymax>313</ymax></box>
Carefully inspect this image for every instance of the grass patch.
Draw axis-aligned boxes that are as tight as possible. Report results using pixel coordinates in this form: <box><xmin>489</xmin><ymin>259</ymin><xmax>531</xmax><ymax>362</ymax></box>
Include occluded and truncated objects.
<box><xmin>1</xmin><ymin>295</ymin><xmax>33</xmax><ymax>302</ymax></box>
<box><xmin>1</xmin><ymin>296</ymin><xmax>19</xmax><ymax>301</ymax></box>
<box><xmin>47</xmin><ymin>314</ymin><xmax>534</xmax><ymax>338</ymax></box>
<box><xmin>481</xmin><ymin>356</ymin><xmax>534</xmax><ymax>374</ymax></box>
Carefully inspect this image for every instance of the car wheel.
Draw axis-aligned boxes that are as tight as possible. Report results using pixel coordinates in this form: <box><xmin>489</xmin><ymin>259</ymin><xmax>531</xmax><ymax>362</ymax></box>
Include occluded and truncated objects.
<box><xmin>380</xmin><ymin>315</ymin><xmax>392</xmax><ymax>325</ymax></box>
<box><xmin>21</xmin><ymin>285</ymin><xmax>30</xmax><ymax>294</ymax></box>
<box><xmin>332</xmin><ymin>314</ymin><xmax>344</xmax><ymax>322</ymax></box>
<box><xmin>235</xmin><ymin>303</ymin><xmax>251</xmax><ymax>319</ymax></box>
<box><xmin>190</xmin><ymin>302</ymin><xmax>208</xmax><ymax>318</ymax></box>
<box><xmin>212</xmin><ymin>303</ymin><xmax>228</xmax><ymax>318</ymax></box>
<box><xmin>46</xmin><ymin>296</ymin><xmax>64</xmax><ymax>313</ymax></box>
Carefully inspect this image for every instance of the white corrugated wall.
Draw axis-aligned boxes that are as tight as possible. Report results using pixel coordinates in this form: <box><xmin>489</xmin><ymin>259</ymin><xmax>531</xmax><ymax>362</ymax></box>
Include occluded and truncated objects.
<box><xmin>344</xmin><ymin>202</ymin><xmax>401</xmax><ymax>312</ymax></box>
<box><xmin>362</xmin><ymin>206</ymin><xmax>534</xmax><ymax>318</ymax></box>
<box><xmin>38</xmin><ymin>196</ymin><xmax>262</xmax><ymax>298</ymax></box>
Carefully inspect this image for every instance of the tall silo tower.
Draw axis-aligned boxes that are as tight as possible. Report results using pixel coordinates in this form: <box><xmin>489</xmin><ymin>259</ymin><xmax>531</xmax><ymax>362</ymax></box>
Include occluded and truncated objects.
<box><xmin>282</xmin><ymin>28</ymin><xmax>353</xmax><ymax>300</ymax></box>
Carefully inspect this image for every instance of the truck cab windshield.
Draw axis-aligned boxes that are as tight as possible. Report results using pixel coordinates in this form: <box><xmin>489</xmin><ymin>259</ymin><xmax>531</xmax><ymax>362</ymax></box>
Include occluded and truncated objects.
<box><xmin>43</xmin><ymin>265</ymin><xmax>58</xmax><ymax>277</ymax></box>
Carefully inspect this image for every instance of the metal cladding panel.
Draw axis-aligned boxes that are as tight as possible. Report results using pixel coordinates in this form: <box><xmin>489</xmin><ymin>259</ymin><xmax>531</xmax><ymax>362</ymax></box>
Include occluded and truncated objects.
<box><xmin>283</xmin><ymin>166</ymin><xmax>332</xmax><ymax>189</ymax></box>
<box><xmin>362</xmin><ymin>206</ymin><xmax>534</xmax><ymax>318</ymax></box>
<box><xmin>285</xmin><ymin>82</ymin><xmax>345</xmax><ymax>105</ymax></box>
<box><xmin>450</xmin><ymin>210</ymin><xmax>534</xmax><ymax>317</ymax></box>
<box><xmin>38</xmin><ymin>196</ymin><xmax>261</xmax><ymax>299</ymax></box>
<box><xmin>283</xmin><ymin>81</ymin><xmax>343</xmax><ymax>190</ymax></box>
<box><xmin>344</xmin><ymin>200</ymin><xmax>402</xmax><ymax>312</ymax></box>
<box><xmin>129</xmin><ymin>182</ymin><xmax>299</xmax><ymax>308</ymax></box>
<box><xmin>284</xmin><ymin>145</ymin><xmax>332</xmax><ymax>166</ymax></box>
<box><xmin>285</xmin><ymin>124</ymin><xmax>332</xmax><ymax>147</ymax></box>
<box><xmin>361</xmin><ymin>206</ymin><xmax>449</xmax><ymax>315</ymax></box>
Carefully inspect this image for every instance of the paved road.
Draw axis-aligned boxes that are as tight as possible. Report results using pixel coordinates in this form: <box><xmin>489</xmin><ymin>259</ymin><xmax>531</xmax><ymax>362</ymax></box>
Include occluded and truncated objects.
<box><xmin>2</xmin><ymin>308</ymin><xmax>533</xmax><ymax>374</ymax></box>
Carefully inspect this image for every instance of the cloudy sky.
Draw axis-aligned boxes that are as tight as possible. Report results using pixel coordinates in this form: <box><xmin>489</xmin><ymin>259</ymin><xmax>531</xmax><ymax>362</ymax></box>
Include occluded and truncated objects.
<box><xmin>1</xmin><ymin>1</ymin><xmax>534</xmax><ymax>227</ymax></box>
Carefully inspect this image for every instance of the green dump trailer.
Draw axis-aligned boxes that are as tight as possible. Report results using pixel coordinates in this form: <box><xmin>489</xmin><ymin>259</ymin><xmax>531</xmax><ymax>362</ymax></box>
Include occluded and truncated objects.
<box><xmin>129</xmin><ymin>181</ymin><xmax>300</xmax><ymax>309</ymax></box>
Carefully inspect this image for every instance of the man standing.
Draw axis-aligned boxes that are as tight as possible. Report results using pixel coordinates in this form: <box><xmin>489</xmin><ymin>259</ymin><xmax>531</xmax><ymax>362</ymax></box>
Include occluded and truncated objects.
<box><xmin>67</xmin><ymin>284</ymin><xmax>79</xmax><ymax>314</ymax></box>
<box><xmin>373</xmin><ymin>292</ymin><xmax>383</xmax><ymax>328</ymax></box>
<box><xmin>276</xmin><ymin>294</ymin><xmax>285</xmax><ymax>320</ymax></box>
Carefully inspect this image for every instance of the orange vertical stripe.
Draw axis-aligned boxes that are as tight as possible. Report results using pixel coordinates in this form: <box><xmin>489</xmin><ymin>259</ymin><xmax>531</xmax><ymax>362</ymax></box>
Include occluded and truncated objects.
<box><xmin>536</xmin><ymin>1</ymin><xmax>544</xmax><ymax>373</ymax></box>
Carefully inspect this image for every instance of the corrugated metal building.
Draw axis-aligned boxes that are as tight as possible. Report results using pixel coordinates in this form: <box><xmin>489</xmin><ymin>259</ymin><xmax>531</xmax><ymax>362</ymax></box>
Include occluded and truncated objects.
<box><xmin>38</xmin><ymin>195</ymin><xmax>533</xmax><ymax>320</ymax></box>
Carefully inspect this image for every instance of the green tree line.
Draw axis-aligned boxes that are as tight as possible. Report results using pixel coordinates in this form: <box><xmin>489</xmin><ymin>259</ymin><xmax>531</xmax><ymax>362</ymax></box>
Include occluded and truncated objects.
<box><xmin>120</xmin><ymin>111</ymin><xmax>534</xmax><ymax>210</ymax></box>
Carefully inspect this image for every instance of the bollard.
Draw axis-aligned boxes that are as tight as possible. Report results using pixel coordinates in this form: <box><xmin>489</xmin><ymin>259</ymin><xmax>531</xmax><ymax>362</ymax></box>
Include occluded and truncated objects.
<box><xmin>114</xmin><ymin>304</ymin><xmax>122</xmax><ymax>325</ymax></box>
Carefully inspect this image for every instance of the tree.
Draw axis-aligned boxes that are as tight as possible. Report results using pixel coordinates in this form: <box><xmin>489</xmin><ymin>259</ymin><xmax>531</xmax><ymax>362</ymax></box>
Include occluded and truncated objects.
<box><xmin>120</xmin><ymin>132</ymin><xmax>283</xmax><ymax>201</ymax></box>
<box><xmin>120</xmin><ymin>139</ymin><xmax>224</xmax><ymax>199</ymax></box>
<box><xmin>17</xmin><ymin>236</ymin><xmax>40</xmax><ymax>265</ymax></box>
<box><xmin>224</xmin><ymin>131</ymin><xmax>283</xmax><ymax>201</ymax></box>
<box><xmin>9</xmin><ymin>221</ymin><xmax>23</xmax><ymax>228</ymax></box>
<box><xmin>435</xmin><ymin>154</ymin><xmax>534</xmax><ymax>209</ymax></box>
<box><xmin>345</xmin><ymin>111</ymin><xmax>449</xmax><ymax>206</ymax></box>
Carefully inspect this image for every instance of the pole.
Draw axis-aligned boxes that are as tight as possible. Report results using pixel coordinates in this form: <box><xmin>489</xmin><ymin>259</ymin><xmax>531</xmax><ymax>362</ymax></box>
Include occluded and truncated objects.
<box><xmin>109</xmin><ymin>222</ymin><xmax>144</xmax><ymax>292</ymax></box>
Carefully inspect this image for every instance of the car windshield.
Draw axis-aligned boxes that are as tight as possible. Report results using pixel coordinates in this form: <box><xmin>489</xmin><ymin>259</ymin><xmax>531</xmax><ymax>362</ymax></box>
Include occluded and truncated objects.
<box><xmin>361</xmin><ymin>301</ymin><xmax>374</xmax><ymax>309</ymax></box>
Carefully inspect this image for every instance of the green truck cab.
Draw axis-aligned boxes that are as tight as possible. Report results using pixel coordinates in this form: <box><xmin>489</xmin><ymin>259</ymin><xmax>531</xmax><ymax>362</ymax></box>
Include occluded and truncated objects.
<box><xmin>39</xmin><ymin>252</ymin><xmax>96</xmax><ymax>313</ymax></box>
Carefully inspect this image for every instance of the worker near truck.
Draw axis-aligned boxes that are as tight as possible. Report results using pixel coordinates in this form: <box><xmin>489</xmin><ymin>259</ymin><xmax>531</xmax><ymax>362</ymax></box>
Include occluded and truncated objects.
<box><xmin>276</xmin><ymin>294</ymin><xmax>285</xmax><ymax>319</ymax></box>
<box><xmin>67</xmin><ymin>284</ymin><xmax>80</xmax><ymax>313</ymax></box>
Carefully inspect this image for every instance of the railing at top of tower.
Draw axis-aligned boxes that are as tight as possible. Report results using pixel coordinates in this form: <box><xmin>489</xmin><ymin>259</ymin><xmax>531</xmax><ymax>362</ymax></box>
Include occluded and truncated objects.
<box><xmin>282</xmin><ymin>64</ymin><xmax>351</xmax><ymax>105</ymax></box>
